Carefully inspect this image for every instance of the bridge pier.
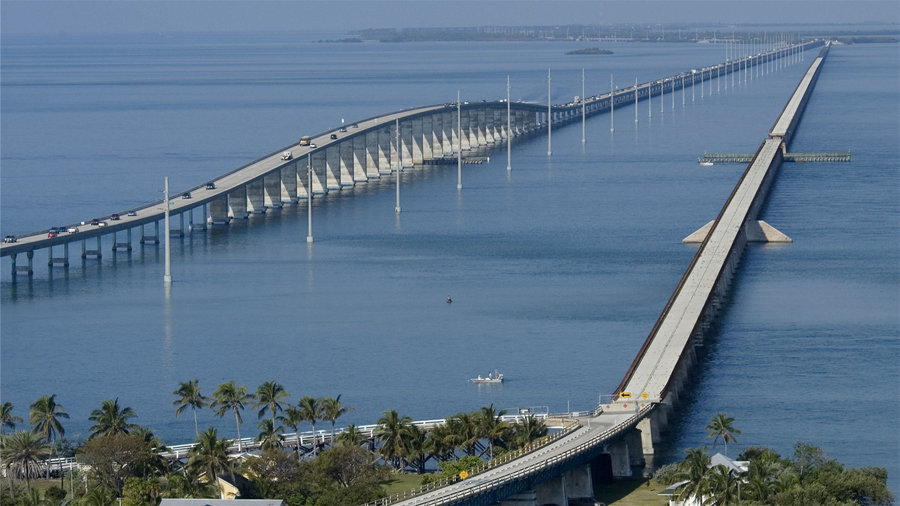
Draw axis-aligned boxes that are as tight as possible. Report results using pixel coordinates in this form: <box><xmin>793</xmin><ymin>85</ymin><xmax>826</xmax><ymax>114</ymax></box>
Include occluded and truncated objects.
<box><xmin>378</xmin><ymin>126</ymin><xmax>392</xmax><ymax>175</ymax></box>
<box><xmin>11</xmin><ymin>251</ymin><xmax>34</xmax><ymax>277</ymax></box>
<box><xmin>113</xmin><ymin>229</ymin><xmax>133</xmax><ymax>251</ymax></box>
<box><xmin>365</xmin><ymin>131</ymin><xmax>380</xmax><ymax>178</ymax></box>
<box><xmin>606</xmin><ymin>439</ymin><xmax>632</xmax><ymax>478</ymax></box>
<box><xmin>431</xmin><ymin>114</ymin><xmax>443</xmax><ymax>157</ymax></box>
<box><xmin>535</xmin><ymin>473</ymin><xmax>567</xmax><ymax>506</ymax></box>
<box><xmin>228</xmin><ymin>186</ymin><xmax>249</xmax><ymax>219</ymax></box>
<box><xmin>459</xmin><ymin>110</ymin><xmax>471</xmax><ymax>151</ymax></box>
<box><xmin>400</xmin><ymin>121</ymin><xmax>413</xmax><ymax>167</ymax></box>
<box><xmin>442</xmin><ymin>110</ymin><xmax>453</xmax><ymax>154</ymax></box>
<box><xmin>325</xmin><ymin>145</ymin><xmax>341</xmax><ymax>190</ymax></box>
<box><xmin>209</xmin><ymin>197</ymin><xmax>230</xmax><ymax>225</ymax></box>
<box><xmin>411</xmin><ymin>117</ymin><xmax>424</xmax><ymax>164</ymax></box>
<box><xmin>281</xmin><ymin>163</ymin><xmax>298</xmax><ymax>204</ymax></box>
<box><xmin>82</xmin><ymin>236</ymin><xmax>102</xmax><ymax>259</ymax></box>
<box><xmin>421</xmin><ymin>115</ymin><xmax>434</xmax><ymax>160</ymax></box>
<box><xmin>353</xmin><ymin>135</ymin><xmax>367</xmax><ymax>182</ymax></box>
<box><xmin>49</xmin><ymin>243</ymin><xmax>70</xmax><ymax>267</ymax></box>
<box><xmin>246</xmin><ymin>179</ymin><xmax>266</xmax><ymax>214</ymax></box>
<box><xmin>264</xmin><ymin>171</ymin><xmax>282</xmax><ymax>209</ymax></box>
<box><xmin>311</xmin><ymin>150</ymin><xmax>327</xmax><ymax>194</ymax></box>
<box><xmin>339</xmin><ymin>141</ymin><xmax>355</xmax><ymax>186</ymax></box>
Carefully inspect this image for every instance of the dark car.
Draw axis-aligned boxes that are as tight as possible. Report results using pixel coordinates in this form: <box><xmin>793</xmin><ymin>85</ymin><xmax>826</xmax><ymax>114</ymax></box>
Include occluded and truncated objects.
<box><xmin>110</xmin><ymin>213</ymin><xmax>120</xmax><ymax>221</ymax></box>
<box><xmin>3</xmin><ymin>235</ymin><xmax>16</xmax><ymax>244</ymax></box>
<box><xmin>57</xmin><ymin>227</ymin><xmax>67</xmax><ymax>233</ymax></box>
<box><xmin>339</xmin><ymin>127</ymin><xmax>347</xmax><ymax>132</ymax></box>
<box><xmin>182</xmin><ymin>192</ymin><xmax>191</xmax><ymax>199</ymax></box>
<box><xmin>206</xmin><ymin>182</ymin><xmax>216</xmax><ymax>190</ymax></box>
<box><xmin>90</xmin><ymin>218</ymin><xmax>100</xmax><ymax>226</ymax></box>
<box><xmin>330</xmin><ymin>134</ymin><xmax>338</xmax><ymax>140</ymax></box>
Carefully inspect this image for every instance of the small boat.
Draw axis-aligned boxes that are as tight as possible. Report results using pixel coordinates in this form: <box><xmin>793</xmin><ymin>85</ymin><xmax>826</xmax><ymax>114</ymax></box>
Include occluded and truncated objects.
<box><xmin>470</xmin><ymin>370</ymin><xmax>503</xmax><ymax>383</ymax></box>
<box><xmin>699</xmin><ymin>160</ymin><xmax>714</xmax><ymax>166</ymax></box>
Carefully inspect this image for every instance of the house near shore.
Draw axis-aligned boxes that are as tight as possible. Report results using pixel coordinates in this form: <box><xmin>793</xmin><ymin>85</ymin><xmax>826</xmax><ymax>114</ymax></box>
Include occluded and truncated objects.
<box><xmin>658</xmin><ymin>453</ymin><xmax>749</xmax><ymax>506</ymax></box>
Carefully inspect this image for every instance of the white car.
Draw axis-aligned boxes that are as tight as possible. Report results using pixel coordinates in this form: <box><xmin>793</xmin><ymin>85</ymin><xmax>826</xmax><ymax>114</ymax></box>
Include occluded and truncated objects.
<box><xmin>282</xmin><ymin>151</ymin><xmax>293</xmax><ymax>160</ymax></box>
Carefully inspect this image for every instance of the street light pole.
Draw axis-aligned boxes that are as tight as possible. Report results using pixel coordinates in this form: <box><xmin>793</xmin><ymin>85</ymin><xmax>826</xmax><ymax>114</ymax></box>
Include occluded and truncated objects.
<box><xmin>163</xmin><ymin>177</ymin><xmax>172</xmax><ymax>284</ymax></box>
<box><xmin>307</xmin><ymin>153</ymin><xmax>313</xmax><ymax>243</ymax></box>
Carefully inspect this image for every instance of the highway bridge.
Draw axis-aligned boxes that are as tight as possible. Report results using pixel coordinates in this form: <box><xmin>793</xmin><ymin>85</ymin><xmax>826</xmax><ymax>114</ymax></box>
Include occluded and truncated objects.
<box><xmin>1</xmin><ymin>39</ymin><xmax>821</xmax><ymax>278</ymax></box>
<box><xmin>4</xmin><ymin>38</ymin><xmax>827</xmax><ymax>506</ymax></box>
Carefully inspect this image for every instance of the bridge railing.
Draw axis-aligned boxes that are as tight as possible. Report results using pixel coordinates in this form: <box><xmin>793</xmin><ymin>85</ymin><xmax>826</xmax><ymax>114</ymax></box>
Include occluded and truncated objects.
<box><xmin>368</xmin><ymin>405</ymin><xmax>655</xmax><ymax>506</ymax></box>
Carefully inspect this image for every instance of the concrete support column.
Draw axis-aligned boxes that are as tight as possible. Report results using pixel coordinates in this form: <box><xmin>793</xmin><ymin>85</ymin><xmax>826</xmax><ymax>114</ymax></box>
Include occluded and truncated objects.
<box><xmin>378</xmin><ymin>127</ymin><xmax>392</xmax><ymax>174</ymax></box>
<box><xmin>607</xmin><ymin>439</ymin><xmax>632</xmax><ymax>477</ymax></box>
<box><xmin>421</xmin><ymin>115</ymin><xmax>433</xmax><ymax>160</ymax></box>
<box><xmin>483</xmin><ymin>109</ymin><xmax>494</xmax><ymax>143</ymax></box>
<box><xmin>352</xmin><ymin>135</ymin><xmax>367</xmax><ymax>182</ymax></box>
<box><xmin>246</xmin><ymin>179</ymin><xmax>266</xmax><ymax>214</ymax></box>
<box><xmin>325</xmin><ymin>145</ymin><xmax>341</xmax><ymax>190</ymax></box>
<box><xmin>535</xmin><ymin>474</ymin><xmax>567</xmax><ymax>506</ymax></box>
<box><xmin>365</xmin><ymin>131</ymin><xmax>380</xmax><ymax>178</ymax></box>
<box><xmin>431</xmin><ymin>114</ymin><xmax>443</xmax><ymax>157</ymax></box>
<box><xmin>564</xmin><ymin>465</ymin><xmax>594</xmax><ymax>503</ymax></box>
<box><xmin>496</xmin><ymin>109</ymin><xmax>506</xmax><ymax>139</ymax></box>
<box><xmin>389</xmin><ymin>123</ymin><xmax>400</xmax><ymax>170</ymax></box>
<box><xmin>281</xmin><ymin>161</ymin><xmax>298</xmax><ymax>203</ymax></box>
<box><xmin>209</xmin><ymin>197</ymin><xmax>229</xmax><ymax>225</ymax></box>
<box><xmin>637</xmin><ymin>417</ymin><xmax>660</xmax><ymax>456</ymax></box>
<box><xmin>474</xmin><ymin>109</ymin><xmax>486</xmax><ymax>146</ymax></box>
<box><xmin>627</xmin><ymin>429</ymin><xmax>646</xmax><ymax>467</ymax></box>
<box><xmin>18</xmin><ymin>251</ymin><xmax>34</xmax><ymax>276</ymax></box>
<box><xmin>311</xmin><ymin>150</ymin><xmax>327</xmax><ymax>194</ymax></box>
<box><xmin>339</xmin><ymin>141</ymin><xmax>354</xmax><ymax>186</ymax></box>
<box><xmin>228</xmin><ymin>186</ymin><xmax>249</xmax><ymax>219</ymax></box>
<box><xmin>441</xmin><ymin>111</ymin><xmax>453</xmax><ymax>154</ymax></box>
<box><xmin>459</xmin><ymin>111</ymin><xmax>471</xmax><ymax>151</ymax></box>
<box><xmin>264</xmin><ymin>171</ymin><xmax>282</xmax><ymax>209</ymax></box>
<box><xmin>411</xmin><ymin>117</ymin><xmax>424</xmax><ymax>164</ymax></box>
<box><xmin>449</xmin><ymin>111</ymin><xmax>459</xmax><ymax>154</ymax></box>
<box><xmin>400</xmin><ymin>121</ymin><xmax>413</xmax><ymax>167</ymax></box>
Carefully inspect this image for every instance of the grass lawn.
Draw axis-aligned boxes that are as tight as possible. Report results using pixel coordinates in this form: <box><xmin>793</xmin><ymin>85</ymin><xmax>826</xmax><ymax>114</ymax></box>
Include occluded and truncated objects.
<box><xmin>381</xmin><ymin>472</ymin><xmax>428</xmax><ymax>496</ymax></box>
<box><xmin>595</xmin><ymin>477</ymin><xmax>669</xmax><ymax>505</ymax></box>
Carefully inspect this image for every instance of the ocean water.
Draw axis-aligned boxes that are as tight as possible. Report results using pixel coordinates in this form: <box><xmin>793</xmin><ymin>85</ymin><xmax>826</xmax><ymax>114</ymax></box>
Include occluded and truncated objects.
<box><xmin>1</xmin><ymin>33</ymin><xmax>897</xmax><ymax>491</ymax></box>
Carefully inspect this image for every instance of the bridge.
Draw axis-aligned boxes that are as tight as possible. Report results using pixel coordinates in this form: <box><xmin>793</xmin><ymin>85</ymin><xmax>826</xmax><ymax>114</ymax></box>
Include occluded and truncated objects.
<box><xmin>5</xmin><ymin>38</ymin><xmax>825</xmax><ymax>506</ymax></box>
<box><xmin>1</xmin><ymin>39</ymin><xmax>822</xmax><ymax>278</ymax></box>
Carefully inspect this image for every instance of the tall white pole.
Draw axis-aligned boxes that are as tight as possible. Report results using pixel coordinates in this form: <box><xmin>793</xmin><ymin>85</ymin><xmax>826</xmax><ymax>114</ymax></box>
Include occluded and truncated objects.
<box><xmin>306</xmin><ymin>153</ymin><xmax>313</xmax><ymax>243</ymax></box>
<box><xmin>457</xmin><ymin>90</ymin><xmax>462</xmax><ymax>190</ymax></box>
<box><xmin>609</xmin><ymin>74</ymin><xmax>615</xmax><ymax>132</ymax></box>
<box><xmin>507</xmin><ymin>75</ymin><xmax>511</xmax><ymax>171</ymax></box>
<box><xmin>547</xmin><ymin>67</ymin><xmax>551</xmax><ymax>156</ymax></box>
<box><xmin>649</xmin><ymin>78</ymin><xmax>652</xmax><ymax>118</ymax></box>
<box><xmin>581</xmin><ymin>69</ymin><xmax>586</xmax><ymax>143</ymax></box>
<box><xmin>163</xmin><ymin>177</ymin><xmax>171</xmax><ymax>284</ymax></box>
<box><xmin>395</xmin><ymin>118</ymin><xmax>401</xmax><ymax>213</ymax></box>
<box><xmin>634</xmin><ymin>77</ymin><xmax>638</xmax><ymax>124</ymax></box>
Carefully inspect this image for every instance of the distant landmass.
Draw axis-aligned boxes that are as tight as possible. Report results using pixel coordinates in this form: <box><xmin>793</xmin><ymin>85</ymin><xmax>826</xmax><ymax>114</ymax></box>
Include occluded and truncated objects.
<box><xmin>345</xmin><ymin>24</ymin><xmax>898</xmax><ymax>44</ymax></box>
<box><xmin>566</xmin><ymin>48</ymin><xmax>614</xmax><ymax>55</ymax></box>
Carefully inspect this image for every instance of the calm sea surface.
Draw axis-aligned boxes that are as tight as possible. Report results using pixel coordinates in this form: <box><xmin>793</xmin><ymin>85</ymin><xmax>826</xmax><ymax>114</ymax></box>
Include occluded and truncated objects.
<box><xmin>1</xmin><ymin>33</ymin><xmax>897</xmax><ymax>491</ymax></box>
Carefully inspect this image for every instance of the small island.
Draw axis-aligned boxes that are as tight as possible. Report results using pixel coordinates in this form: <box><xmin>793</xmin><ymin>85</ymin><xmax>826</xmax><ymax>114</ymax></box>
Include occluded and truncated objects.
<box><xmin>566</xmin><ymin>47</ymin><xmax>614</xmax><ymax>55</ymax></box>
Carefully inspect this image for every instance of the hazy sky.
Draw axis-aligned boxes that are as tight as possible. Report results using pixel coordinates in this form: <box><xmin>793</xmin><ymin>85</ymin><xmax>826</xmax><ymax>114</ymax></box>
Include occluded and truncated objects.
<box><xmin>2</xmin><ymin>0</ymin><xmax>898</xmax><ymax>36</ymax></box>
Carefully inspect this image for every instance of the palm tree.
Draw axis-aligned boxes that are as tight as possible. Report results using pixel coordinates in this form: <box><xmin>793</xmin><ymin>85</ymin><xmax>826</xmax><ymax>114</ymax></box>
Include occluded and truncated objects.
<box><xmin>279</xmin><ymin>406</ymin><xmax>304</xmax><ymax>460</ymax></box>
<box><xmin>173</xmin><ymin>380</ymin><xmax>207</xmax><ymax>438</ymax></box>
<box><xmin>297</xmin><ymin>396</ymin><xmax>322</xmax><ymax>455</ymax></box>
<box><xmin>336</xmin><ymin>424</ymin><xmax>369</xmax><ymax>448</ymax></box>
<box><xmin>1</xmin><ymin>403</ymin><xmax>23</xmax><ymax>435</ymax></box>
<box><xmin>187</xmin><ymin>427</ymin><xmax>232</xmax><ymax>488</ymax></box>
<box><xmin>88</xmin><ymin>398</ymin><xmax>138</xmax><ymax>439</ymax></box>
<box><xmin>423</xmin><ymin>423</ymin><xmax>458</xmax><ymax>462</ymax></box>
<box><xmin>375</xmin><ymin>410</ymin><xmax>413</xmax><ymax>470</ymax></box>
<box><xmin>404</xmin><ymin>424</ymin><xmax>427</xmax><ymax>474</ymax></box>
<box><xmin>320</xmin><ymin>395</ymin><xmax>354</xmax><ymax>445</ymax></box>
<box><xmin>0</xmin><ymin>431</ymin><xmax>50</xmax><ymax>494</ymax></box>
<box><xmin>706</xmin><ymin>412</ymin><xmax>741</xmax><ymax>456</ymax></box>
<box><xmin>210</xmin><ymin>381</ymin><xmax>250</xmax><ymax>452</ymax></box>
<box><xmin>28</xmin><ymin>395</ymin><xmax>69</xmax><ymax>443</ymax></box>
<box><xmin>708</xmin><ymin>464</ymin><xmax>742</xmax><ymax>504</ymax></box>
<box><xmin>254</xmin><ymin>381</ymin><xmax>289</xmax><ymax>424</ymax></box>
<box><xmin>447</xmin><ymin>412</ymin><xmax>480</xmax><ymax>457</ymax></box>
<box><xmin>476</xmin><ymin>404</ymin><xmax>509</xmax><ymax>460</ymax></box>
<box><xmin>255</xmin><ymin>419</ymin><xmax>284</xmax><ymax>451</ymax></box>
<box><xmin>674</xmin><ymin>447</ymin><xmax>712</xmax><ymax>505</ymax></box>
<box><xmin>509</xmin><ymin>414</ymin><xmax>548</xmax><ymax>449</ymax></box>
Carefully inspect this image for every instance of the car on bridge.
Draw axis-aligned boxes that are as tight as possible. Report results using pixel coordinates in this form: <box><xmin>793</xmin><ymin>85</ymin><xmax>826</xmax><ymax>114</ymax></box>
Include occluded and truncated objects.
<box><xmin>330</xmin><ymin>134</ymin><xmax>338</xmax><ymax>140</ymax></box>
<box><xmin>48</xmin><ymin>231</ymin><xmax>57</xmax><ymax>238</ymax></box>
<box><xmin>206</xmin><ymin>182</ymin><xmax>216</xmax><ymax>190</ymax></box>
<box><xmin>182</xmin><ymin>192</ymin><xmax>191</xmax><ymax>199</ymax></box>
<box><xmin>3</xmin><ymin>235</ymin><xmax>16</xmax><ymax>243</ymax></box>
<box><xmin>281</xmin><ymin>151</ymin><xmax>292</xmax><ymax>160</ymax></box>
<box><xmin>110</xmin><ymin>213</ymin><xmax>120</xmax><ymax>221</ymax></box>
<box><xmin>67</xmin><ymin>227</ymin><xmax>79</xmax><ymax>233</ymax></box>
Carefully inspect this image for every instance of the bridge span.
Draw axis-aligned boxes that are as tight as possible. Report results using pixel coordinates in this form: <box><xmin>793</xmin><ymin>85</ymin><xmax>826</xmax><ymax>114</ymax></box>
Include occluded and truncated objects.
<box><xmin>1</xmin><ymin>40</ymin><xmax>822</xmax><ymax>279</ymax></box>
<box><xmin>375</xmin><ymin>43</ymin><xmax>832</xmax><ymax>506</ymax></box>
